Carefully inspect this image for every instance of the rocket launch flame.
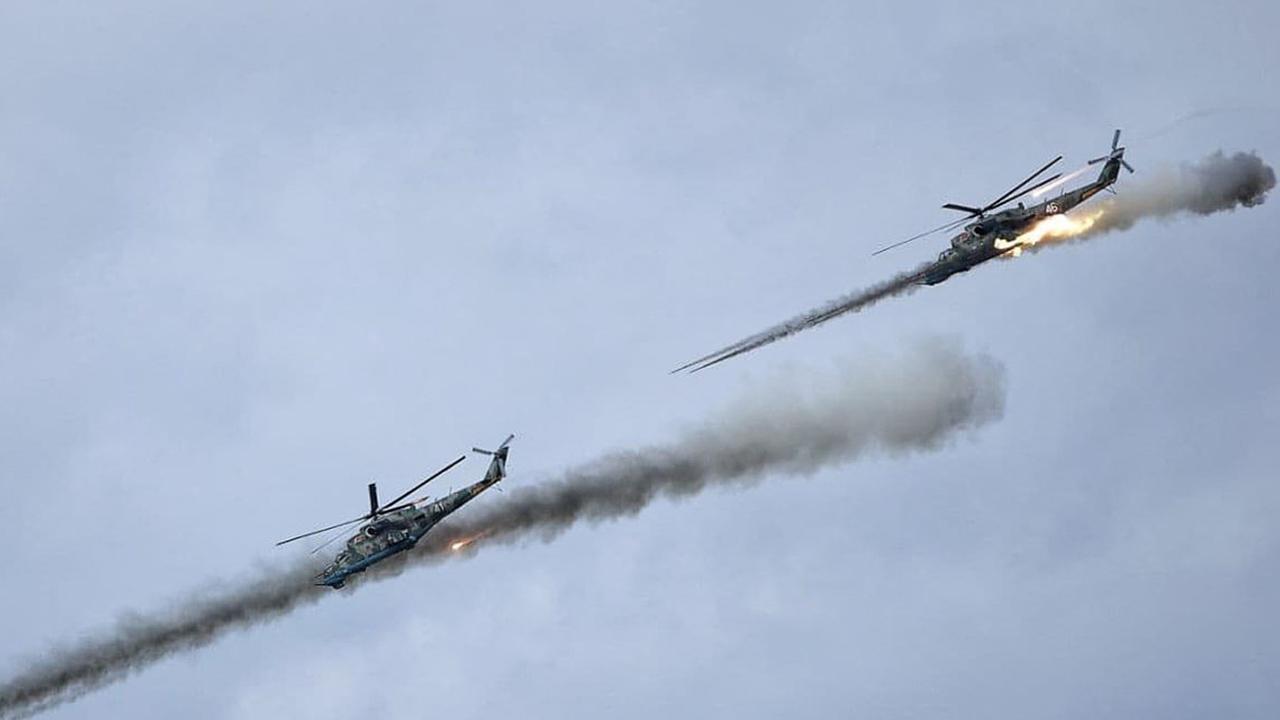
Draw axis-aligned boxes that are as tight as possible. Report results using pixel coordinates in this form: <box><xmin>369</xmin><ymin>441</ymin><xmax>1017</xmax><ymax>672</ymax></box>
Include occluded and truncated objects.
<box><xmin>449</xmin><ymin>534</ymin><xmax>486</xmax><ymax>552</ymax></box>
<box><xmin>995</xmin><ymin>210</ymin><xmax>1106</xmax><ymax>256</ymax></box>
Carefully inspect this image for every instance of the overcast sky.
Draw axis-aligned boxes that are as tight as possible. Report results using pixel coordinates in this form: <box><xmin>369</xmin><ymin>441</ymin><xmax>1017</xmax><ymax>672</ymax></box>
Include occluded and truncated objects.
<box><xmin>2</xmin><ymin>1</ymin><xmax>1278</xmax><ymax>718</ymax></box>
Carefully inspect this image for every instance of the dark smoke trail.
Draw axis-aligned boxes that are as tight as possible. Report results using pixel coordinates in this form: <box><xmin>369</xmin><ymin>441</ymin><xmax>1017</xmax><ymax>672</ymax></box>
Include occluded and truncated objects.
<box><xmin>671</xmin><ymin>262</ymin><xmax>932</xmax><ymax>374</ymax></box>
<box><xmin>1027</xmin><ymin>150</ymin><xmax>1275</xmax><ymax>250</ymax></box>
<box><xmin>0</xmin><ymin>341</ymin><xmax>1004</xmax><ymax>718</ymax></box>
<box><xmin>0</xmin><ymin>563</ymin><xmax>327</xmax><ymax>719</ymax></box>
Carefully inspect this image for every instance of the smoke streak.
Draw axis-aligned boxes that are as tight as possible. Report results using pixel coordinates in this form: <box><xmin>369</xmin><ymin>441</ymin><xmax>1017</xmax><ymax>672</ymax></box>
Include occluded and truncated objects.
<box><xmin>0</xmin><ymin>342</ymin><xmax>1004</xmax><ymax>718</ymax></box>
<box><xmin>402</xmin><ymin>340</ymin><xmax>1004</xmax><ymax>558</ymax></box>
<box><xmin>1027</xmin><ymin>150</ymin><xmax>1275</xmax><ymax>251</ymax></box>
<box><xmin>0</xmin><ymin>563</ymin><xmax>328</xmax><ymax>719</ymax></box>
<box><xmin>671</xmin><ymin>262</ymin><xmax>932</xmax><ymax>374</ymax></box>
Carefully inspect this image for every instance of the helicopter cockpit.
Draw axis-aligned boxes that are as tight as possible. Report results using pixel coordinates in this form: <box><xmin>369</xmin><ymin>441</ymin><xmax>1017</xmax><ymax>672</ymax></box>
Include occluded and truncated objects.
<box><xmin>347</xmin><ymin>518</ymin><xmax>412</xmax><ymax>553</ymax></box>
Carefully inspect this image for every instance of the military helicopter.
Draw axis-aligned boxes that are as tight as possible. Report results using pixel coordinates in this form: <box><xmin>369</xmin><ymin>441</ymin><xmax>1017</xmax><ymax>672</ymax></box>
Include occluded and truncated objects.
<box><xmin>669</xmin><ymin>130</ymin><xmax>1137</xmax><ymax>375</ymax></box>
<box><xmin>277</xmin><ymin>434</ymin><xmax>514</xmax><ymax>588</ymax></box>
<box><xmin>877</xmin><ymin>129</ymin><xmax>1134</xmax><ymax>285</ymax></box>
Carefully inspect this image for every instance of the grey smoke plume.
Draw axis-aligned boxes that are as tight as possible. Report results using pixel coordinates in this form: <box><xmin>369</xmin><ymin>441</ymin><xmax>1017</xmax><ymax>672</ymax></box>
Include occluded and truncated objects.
<box><xmin>0</xmin><ymin>341</ymin><xmax>1005</xmax><ymax>718</ymax></box>
<box><xmin>0</xmin><ymin>564</ymin><xmax>328</xmax><ymax>719</ymax></box>
<box><xmin>1027</xmin><ymin>150</ymin><xmax>1275</xmax><ymax>249</ymax></box>
<box><xmin>405</xmin><ymin>340</ymin><xmax>1003</xmax><ymax>556</ymax></box>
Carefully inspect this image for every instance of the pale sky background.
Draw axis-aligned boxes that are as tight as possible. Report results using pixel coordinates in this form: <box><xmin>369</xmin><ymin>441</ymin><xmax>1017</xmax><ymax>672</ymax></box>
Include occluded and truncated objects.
<box><xmin>2</xmin><ymin>1</ymin><xmax>1278</xmax><ymax>718</ymax></box>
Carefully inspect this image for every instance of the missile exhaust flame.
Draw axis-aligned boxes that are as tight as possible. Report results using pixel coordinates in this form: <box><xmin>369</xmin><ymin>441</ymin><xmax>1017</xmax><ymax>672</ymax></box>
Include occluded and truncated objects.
<box><xmin>449</xmin><ymin>532</ymin><xmax>489</xmax><ymax>552</ymax></box>
<box><xmin>995</xmin><ymin>210</ymin><xmax>1105</xmax><ymax>255</ymax></box>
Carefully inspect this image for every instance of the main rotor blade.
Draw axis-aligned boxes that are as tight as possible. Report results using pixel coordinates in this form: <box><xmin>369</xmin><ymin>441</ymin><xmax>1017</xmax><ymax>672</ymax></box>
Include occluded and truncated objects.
<box><xmin>377</xmin><ymin>500</ymin><xmax>424</xmax><ymax>514</ymax></box>
<box><xmin>309</xmin><ymin>526</ymin><xmax>352</xmax><ymax>555</ymax></box>
<box><xmin>984</xmin><ymin>172</ymin><xmax>1062</xmax><ymax>212</ymax></box>
<box><xmin>871</xmin><ymin>216</ymin><xmax>970</xmax><ymax>256</ymax></box>
<box><xmin>1030</xmin><ymin>164</ymin><xmax>1091</xmax><ymax>199</ymax></box>
<box><xmin>471</xmin><ymin>434</ymin><xmax>515</xmax><ymax>455</ymax></box>
<box><xmin>941</xmin><ymin>203</ymin><xmax>983</xmax><ymax>215</ymax></box>
<box><xmin>984</xmin><ymin>155</ymin><xmax>1062</xmax><ymax>212</ymax></box>
<box><xmin>377</xmin><ymin>455</ymin><xmax>466</xmax><ymax>513</ymax></box>
<box><xmin>276</xmin><ymin>515</ymin><xmax>365</xmax><ymax>546</ymax></box>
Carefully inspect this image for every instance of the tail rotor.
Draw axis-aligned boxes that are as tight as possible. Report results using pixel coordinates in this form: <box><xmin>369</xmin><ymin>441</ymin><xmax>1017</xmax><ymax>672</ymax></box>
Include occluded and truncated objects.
<box><xmin>1088</xmin><ymin>129</ymin><xmax>1135</xmax><ymax>173</ymax></box>
<box><xmin>473</xmin><ymin>434</ymin><xmax>515</xmax><ymax>486</ymax></box>
<box><xmin>472</xmin><ymin>434</ymin><xmax>515</xmax><ymax>458</ymax></box>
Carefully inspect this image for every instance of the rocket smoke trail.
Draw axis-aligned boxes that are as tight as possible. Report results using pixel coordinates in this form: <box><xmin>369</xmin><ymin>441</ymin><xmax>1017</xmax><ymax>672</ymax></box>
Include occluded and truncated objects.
<box><xmin>671</xmin><ymin>262</ymin><xmax>933</xmax><ymax>374</ymax></box>
<box><xmin>0</xmin><ymin>563</ymin><xmax>329</xmax><ymax>719</ymax></box>
<box><xmin>0</xmin><ymin>341</ymin><xmax>1005</xmax><ymax>718</ymax></box>
<box><xmin>1023</xmin><ymin>150</ymin><xmax>1275</xmax><ymax>250</ymax></box>
<box><xmin>674</xmin><ymin>149</ymin><xmax>1274</xmax><ymax>374</ymax></box>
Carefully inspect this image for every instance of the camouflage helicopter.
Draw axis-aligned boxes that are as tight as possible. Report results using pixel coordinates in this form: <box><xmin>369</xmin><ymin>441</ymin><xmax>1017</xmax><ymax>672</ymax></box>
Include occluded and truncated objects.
<box><xmin>876</xmin><ymin>129</ymin><xmax>1134</xmax><ymax>285</ymax></box>
<box><xmin>277</xmin><ymin>434</ymin><xmax>514</xmax><ymax>588</ymax></box>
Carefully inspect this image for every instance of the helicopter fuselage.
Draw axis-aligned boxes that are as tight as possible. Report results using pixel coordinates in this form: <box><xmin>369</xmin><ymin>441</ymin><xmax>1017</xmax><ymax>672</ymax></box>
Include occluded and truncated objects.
<box><xmin>916</xmin><ymin>154</ymin><xmax>1122</xmax><ymax>286</ymax></box>
<box><xmin>316</xmin><ymin>448</ymin><xmax>509</xmax><ymax>588</ymax></box>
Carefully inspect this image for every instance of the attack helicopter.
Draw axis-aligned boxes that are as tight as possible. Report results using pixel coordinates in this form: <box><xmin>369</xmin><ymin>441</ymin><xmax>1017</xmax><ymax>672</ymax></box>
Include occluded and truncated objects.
<box><xmin>669</xmin><ymin>130</ymin><xmax>1137</xmax><ymax>375</ymax></box>
<box><xmin>277</xmin><ymin>434</ymin><xmax>514</xmax><ymax>588</ymax></box>
<box><xmin>877</xmin><ymin>129</ymin><xmax>1134</xmax><ymax>285</ymax></box>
